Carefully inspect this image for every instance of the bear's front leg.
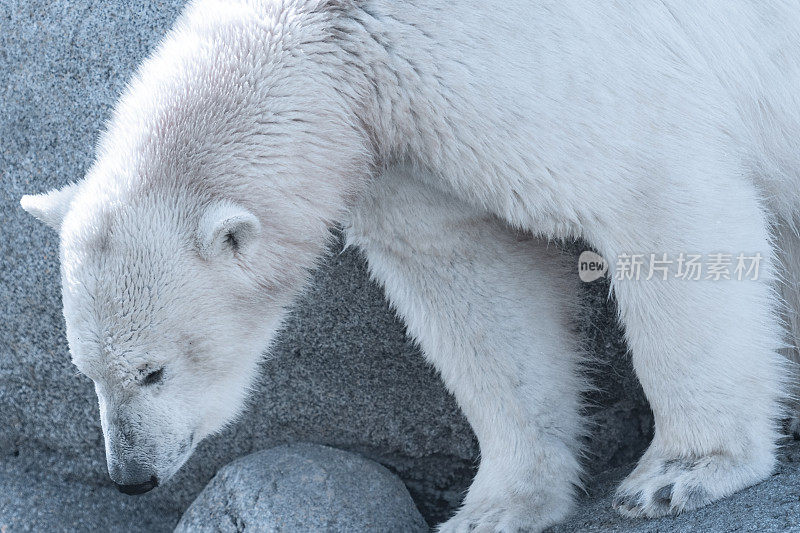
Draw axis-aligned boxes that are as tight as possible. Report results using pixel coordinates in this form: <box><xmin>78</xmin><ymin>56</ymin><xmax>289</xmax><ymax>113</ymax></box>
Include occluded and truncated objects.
<box><xmin>346</xmin><ymin>168</ymin><xmax>586</xmax><ymax>532</ymax></box>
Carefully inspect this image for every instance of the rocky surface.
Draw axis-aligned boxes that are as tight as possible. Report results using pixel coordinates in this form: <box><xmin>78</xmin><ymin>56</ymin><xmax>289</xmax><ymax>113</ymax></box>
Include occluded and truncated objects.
<box><xmin>1</xmin><ymin>0</ymin><xmax>797</xmax><ymax>532</ymax></box>
<box><xmin>3</xmin><ymin>441</ymin><xmax>800</xmax><ymax>532</ymax></box>
<box><xmin>553</xmin><ymin>443</ymin><xmax>800</xmax><ymax>533</ymax></box>
<box><xmin>174</xmin><ymin>444</ymin><xmax>428</xmax><ymax>532</ymax></box>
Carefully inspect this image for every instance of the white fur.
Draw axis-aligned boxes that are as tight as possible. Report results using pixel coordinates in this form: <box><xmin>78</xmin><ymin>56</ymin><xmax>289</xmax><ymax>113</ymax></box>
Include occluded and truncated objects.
<box><xmin>19</xmin><ymin>0</ymin><xmax>800</xmax><ymax>530</ymax></box>
<box><xmin>346</xmin><ymin>168</ymin><xmax>585</xmax><ymax>530</ymax></box>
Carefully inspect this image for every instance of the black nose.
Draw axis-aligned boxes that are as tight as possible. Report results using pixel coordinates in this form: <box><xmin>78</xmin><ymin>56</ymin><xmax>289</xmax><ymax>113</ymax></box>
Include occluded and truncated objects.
<box><xmin>115</xmin><ymin>475</ymin><xmax>158</xmax><ymax>495</ymax></box>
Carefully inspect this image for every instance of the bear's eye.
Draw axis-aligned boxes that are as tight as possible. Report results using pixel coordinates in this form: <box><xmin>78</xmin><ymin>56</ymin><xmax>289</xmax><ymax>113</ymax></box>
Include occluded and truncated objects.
<box><xmin>141</xmin><ymin>367</ymin><xmax>165</xmax><ymax>386</ymax></box>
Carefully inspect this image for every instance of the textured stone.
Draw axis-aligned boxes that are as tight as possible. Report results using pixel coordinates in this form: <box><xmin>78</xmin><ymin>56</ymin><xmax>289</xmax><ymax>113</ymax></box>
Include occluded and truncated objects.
<box><xmin>0</xmin><ymin>448</ymin><xmax>182</xmax><ymax>532</ymax></box>
<box><xmin>552</xmin><ymin>443</ymin><xmax>800</xmax><ymax>533</ymax></box>
<box><xmin>174</xmin><ymin>444</ymin><xmax>428</xmax><ymax>533</ymax></box>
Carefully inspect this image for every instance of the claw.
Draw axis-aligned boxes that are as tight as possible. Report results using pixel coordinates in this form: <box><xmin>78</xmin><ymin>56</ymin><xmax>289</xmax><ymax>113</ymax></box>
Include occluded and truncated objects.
<box><xmin>653</xmin><ymin>484</ymin><xmax>673</xmax><ymax>505</ymax></box>
<box><xmin>612</xmin><ymin>490</ymin><xmax>644</xmax><ymax>512</ymax></box>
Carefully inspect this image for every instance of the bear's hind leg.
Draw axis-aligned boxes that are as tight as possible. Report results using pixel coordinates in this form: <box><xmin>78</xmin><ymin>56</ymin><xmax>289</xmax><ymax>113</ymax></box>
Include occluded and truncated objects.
<box><xmin>346</xmin><ymin>168</ymin><xmax>586</xmax><ymax>532</ymax></box>
<box><xmin>775</xmin><ymin>222</ymin><xmax>800</xmax><ymax>436</ymax></box>
<box><xmin>588</xmin><ymin>174</ymin><xmax>787</xmax><ymax>518</ymax></box>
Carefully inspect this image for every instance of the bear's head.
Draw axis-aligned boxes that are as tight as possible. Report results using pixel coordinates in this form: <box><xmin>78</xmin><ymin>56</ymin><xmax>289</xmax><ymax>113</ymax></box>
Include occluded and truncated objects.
<box><xmin>21</xmin><ymin>178</ymin><xmax>317</xmax><ymax>493</ymax></box>
<box><xmin>20</xmin><ymin>0</ymin><xmax>373</xmax><ymax>495</ymax></box>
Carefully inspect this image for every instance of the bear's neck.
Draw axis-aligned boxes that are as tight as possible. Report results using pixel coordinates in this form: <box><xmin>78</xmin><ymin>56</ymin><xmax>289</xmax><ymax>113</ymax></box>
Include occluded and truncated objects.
<box><xmin>105</xmin><ymin>0</ymin><xmax>462</xmax><ymax>218</ymax></box>
<box><xmin>326</xmin><ymin>0</ymin><xmax>450</xmax><ymax>170</ymax></box>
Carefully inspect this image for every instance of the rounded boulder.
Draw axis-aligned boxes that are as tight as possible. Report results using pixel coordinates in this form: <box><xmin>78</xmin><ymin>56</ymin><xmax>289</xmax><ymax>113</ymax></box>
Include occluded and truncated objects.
<box><xmin>175</xmin><ymin>443</ymin><xmax>428</xmax><ymax>532</ymax></box>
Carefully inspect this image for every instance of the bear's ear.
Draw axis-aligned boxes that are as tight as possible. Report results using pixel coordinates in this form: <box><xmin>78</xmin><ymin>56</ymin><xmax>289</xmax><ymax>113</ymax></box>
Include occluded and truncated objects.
<box><xmin>197</xmin><ymin>201</ymin><xmax>261</xmax><ymax>259</ymax></box>
<box><xmin>20</xmin><ymin>182</ymin><xmax>81</xmax><ymax>232</ymax></box>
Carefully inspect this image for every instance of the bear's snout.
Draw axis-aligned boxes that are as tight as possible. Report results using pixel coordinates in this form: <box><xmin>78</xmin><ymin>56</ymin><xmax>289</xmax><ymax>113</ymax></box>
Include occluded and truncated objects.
<box><xmin>107</xmin><ymin>448</ymin><xmax>159</xmax><ymax>495</ymax></box>
<box><xmin>115</xmin><ymin>475</ymin><xmax>159</xmax><ymax>495</ymax></box>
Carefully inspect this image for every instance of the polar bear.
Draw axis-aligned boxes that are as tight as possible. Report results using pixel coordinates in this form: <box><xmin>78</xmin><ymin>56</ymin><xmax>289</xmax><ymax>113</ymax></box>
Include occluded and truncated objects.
<box><xmin>19</xmin><ymin>0</ymin><xmax>800</xmax><ymax>530</ymax></box>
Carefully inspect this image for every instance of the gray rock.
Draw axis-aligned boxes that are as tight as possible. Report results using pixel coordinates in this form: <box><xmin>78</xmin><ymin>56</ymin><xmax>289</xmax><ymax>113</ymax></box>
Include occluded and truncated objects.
<box><xmin>0</xmin><ymin>448</ymin><xmax>182</xmax><ymax>532</ymax></box>
<box><xmin>175</xmin><ymin>444</ymin><xmax>428</xmax><ymax>533</ymax></box>
<box><xmin>551</xmin><ymin>443</ymin><xmax>800</xmax><ymax>533</ymax></box>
